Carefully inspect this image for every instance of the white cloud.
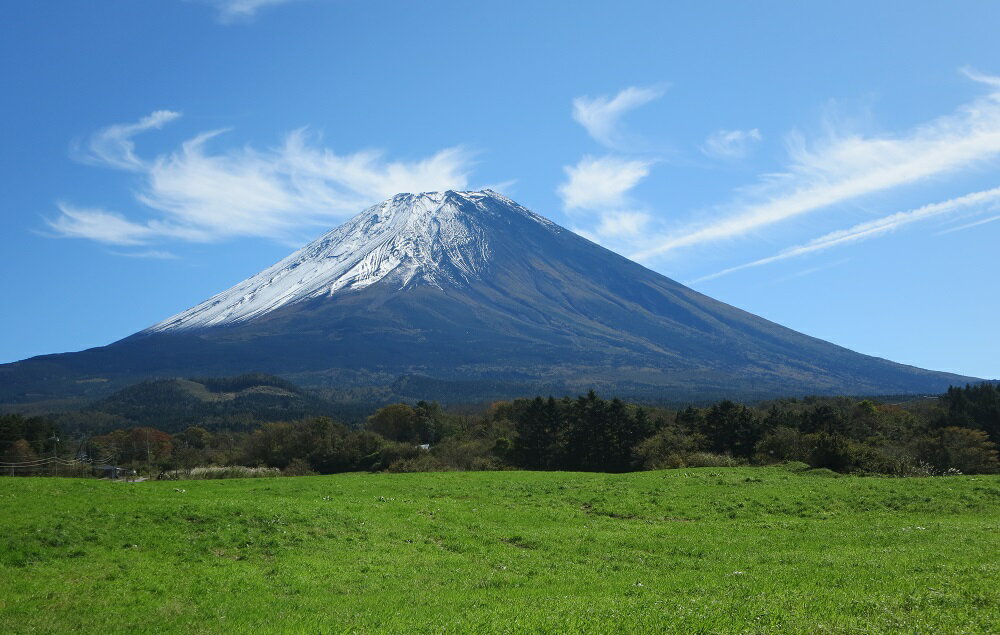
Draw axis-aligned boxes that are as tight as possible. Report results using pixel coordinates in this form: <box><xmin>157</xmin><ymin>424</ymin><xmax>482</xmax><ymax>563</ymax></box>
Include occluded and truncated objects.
<box><xmin>594</xmin><ymin>211</ymin><xmax>651</xmax><ymax>237</ymax></box>
<box><xmin>557</xmin><ymin>155</ymin><xmax>651</xmax><ymax>211</ymax></box>
<box><xmin>962</xmin><ymin>66</ymin><xmax>1000</xmax><ymax>88</ymax></box>
<box><xmin>637</xmin><ymin>70</ymin><xmax>1000</xmax><ymax>260</ymax></box>
<box><xmin>557</xmin><ymin>156</ymin><xmax>654</xmax><ymax>248</ymax></box>
<box><xmin>701</xmin><ymin>128</ymin><xmax>762</xmax><ymax>159</ymax></box>
<box><xmin>197</xmin><ymin>0</ymin><xmax>304</xmax><ymax>23</ymax></box>
<box><xmin>936</xmin><ymin>213</ymin><xmax>1000</xmax><ymax>235</ymax></box>
<box><xmin>82</xmin><ymin>110</ymin><xmax>181</xmax><ymax>171</ymax></box>
<box><xmin>45</xmin><ymin>204</ymin><xmax>157</xmax><ymax>245</ymax></box>
<box><xmin>49</xmin><ymin>112</ymin><xmax>475</xmax><ymax>246</ymax></box>
<box><xmin>771</xmin><ymin>258</ymin><xmax>851</xmax><ymax>283</ymax></box>
<box><xmin>572</xmin><ymin>85</ymin><xmax>666</xmax><ymax>149</ymax></box>
<box><xmin>692</xmin><ymin>186</ymin><xmax>1000</xmax><ymax>283</ymax></box>
<box><xmin>110</xmin><ymin>250</ymin><xmax>180</xmax><ymax>260</ymax></box>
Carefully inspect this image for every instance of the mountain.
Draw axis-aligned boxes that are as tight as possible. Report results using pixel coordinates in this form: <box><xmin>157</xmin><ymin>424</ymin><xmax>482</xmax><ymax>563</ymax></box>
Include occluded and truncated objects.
<box><xmin>81</xmin><ymin>374</ymin><xmax>361</xmax><ymax>432</ymax></box>
<box><xmin>0</xmin><ymin>189</ymin><xmax>980</xmax><ymax>404</ymax></box>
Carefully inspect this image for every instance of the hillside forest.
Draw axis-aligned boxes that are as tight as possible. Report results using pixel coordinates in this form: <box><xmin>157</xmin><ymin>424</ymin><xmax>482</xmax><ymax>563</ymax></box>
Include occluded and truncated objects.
<box><xmin>1</xmin><ymin>382</ymin><xmax>998</xmax><ymax>478</ymax></box>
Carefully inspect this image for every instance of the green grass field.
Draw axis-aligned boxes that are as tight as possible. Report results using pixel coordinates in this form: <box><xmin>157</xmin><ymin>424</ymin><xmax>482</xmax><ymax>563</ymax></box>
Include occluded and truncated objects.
<box><xmin>1</xmin><ymin>466</ymin><xmax>998</xmax><ymax>633</ymax></box>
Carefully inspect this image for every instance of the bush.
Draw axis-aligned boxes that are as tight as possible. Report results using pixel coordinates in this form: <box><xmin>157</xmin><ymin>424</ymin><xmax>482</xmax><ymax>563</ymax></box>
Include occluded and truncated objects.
<box><xmin>386</xmin><ymin>454</ymin><xmax>448</xmax><ymax>473</ymax></box>
<box><xmin>755</xmin><ymin>427</ymin><xmax>809</xmax><ymax>464</ymax></box>
<box><xmin>468</xmin><ymin>456</ymin><xmax>505</xmax><ymax>471</ymax></box>
<box><xmin>634</xmin><ymin>426</ymin><xmax>702</xmax><ymax>470</ymax></box>
<box><xmin>781</xmin><ymin>461</ymin><xmax>811</xmax><ymax>472</ymax></box>
<box><xmin>850</xmin><ymin>445</ymin><xmax>920</xmax><ymax>476</ymax></box>
<box><xmin>373</xmin><ymin>443</ymin><xmax>424</xmax><ymax>471</ymax></box>
<box><xmin>429</xmin><ymin>439</ymin><xmax>496</xmax><ymax>471</ymax></box>
<box><xmin>809</xmin><ymin>433</ymin><xmax>856</xmax><ymax>472</ymax></box>
<box><xmin>283</xmin><ymin>458</ymin><xmax>317</xmax><ymax>476</ymax></box>
<box><xmin>161</xmin><ymin>465</ymin><xmax>281</xmax><ymax>480</ymax></box>
<box><xmin>685</xmin><ymin>452</ymin><xmax>743</xmax><ymax>468</ymax></box>
<box><xmin>916</xmin><ymin>427</ymin><xmax>1000</xmax><ymax>474</ymax></box>
<box><xmin>799</xmin><ymin>467</ymin><xmax>842</xmax><ymax>478</ymax></box>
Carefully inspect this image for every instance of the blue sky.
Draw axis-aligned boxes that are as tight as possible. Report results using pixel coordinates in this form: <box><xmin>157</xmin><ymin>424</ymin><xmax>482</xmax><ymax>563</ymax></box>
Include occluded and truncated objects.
<box><xmin>1</xmin><ymin>0</ymin><xmax>998</xmax><ymax>379</ymax></box>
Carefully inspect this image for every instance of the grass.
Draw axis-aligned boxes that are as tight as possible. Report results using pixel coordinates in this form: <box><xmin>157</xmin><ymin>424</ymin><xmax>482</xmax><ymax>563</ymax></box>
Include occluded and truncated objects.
<box><xmin>1</xmin><ymin>466</ymin><xmax>998</xmax><ymax>633</ymax></box>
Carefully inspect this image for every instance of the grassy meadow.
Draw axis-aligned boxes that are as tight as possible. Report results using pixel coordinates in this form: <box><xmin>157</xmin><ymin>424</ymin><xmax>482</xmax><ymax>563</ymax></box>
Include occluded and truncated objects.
<box><xmin>1</xmin><ymin>466</ymin><xmax>998</xmax><ymax>633</ymax></box>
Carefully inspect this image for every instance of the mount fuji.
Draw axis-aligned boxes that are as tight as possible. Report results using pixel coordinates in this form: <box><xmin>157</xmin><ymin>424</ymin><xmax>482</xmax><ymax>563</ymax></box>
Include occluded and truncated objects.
<box><xmin>0</xmin><ymin>190</ymin><xmax>978</xmax><ymax>403</ymax></box>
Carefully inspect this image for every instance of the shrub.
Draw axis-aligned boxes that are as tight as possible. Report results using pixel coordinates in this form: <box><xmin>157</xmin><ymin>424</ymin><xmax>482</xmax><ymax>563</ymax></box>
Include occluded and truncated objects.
<box><xmin>685</xmin><ymin>452</ymin><xmax>743</xmax><ymax>468</ymax></box>
<box><xmin>781</xmin><ymin>461</ymin><xmax>811</xmax><ymax>472</ymax></box>
<box><xmin>919</xmin><ymin>427</ymin><xmax>1000</xmax><ymax>474</ymax></box>
<box><xmin>799</xmin><ymin>467</ymin><xmax>842</xmax><ymax>478</ymax></box>
<box><xmin>634</xmin><ymin>426</ymin><xmax>702</xmax><ymax>470</ymax></box>
<box><xmin>756</xmin><ymin>427</ymin><xmax>810</xmax><ymax>464</ymax></box>
<box><xmin>283</xmin><ymin>458</ymin><xmax>317</xmax><ymax>477</ymax></box>
<box><xmin>429</xmin><ymin>439</ymin><xmax>495</xmax><ymax>471</ymax></box>
<box><xmin>373</xmin><ymin>443</ymin><xmax>424</xmax><ymax>471</ymax></box>
<box><xmin>386</xmin><ymin>454</ymin><xmax>448</xmax><ymax>473</ymax></box>
<box><xmin>809</xmin><ymin>433</ymin><xmax>855</xmax><ymax>472</ymax></box>
<box><xmin>847</xmin><ymin>443</ymin><xmax>925</xmax><ymax>476</ymax></box>
<box><xmin>162</xmin><ymin>465</ymin><xmax>281</xmax><ymax>480</ymax></box>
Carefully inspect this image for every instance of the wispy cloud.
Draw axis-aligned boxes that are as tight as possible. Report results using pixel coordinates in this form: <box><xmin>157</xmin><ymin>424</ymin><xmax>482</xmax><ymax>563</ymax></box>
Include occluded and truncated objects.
<box><xmin>45</xmin><ymin>204</ymin><xmax>158</xmax><ymax>245</ymax></box>
<box><xmin>701</xmin><ymin>128</ymin><xmax>762</xmax><ymax>159</ymax></box>
<box><xmin>48</xmin><ymin>112</ymin><xmax>475</xmax><ymax>247</ymax></box>
<box><xmin>962</xmin><ymin>66</ymin><xmax>1000</xmax><ymax>88</ymax></box>
<box><xmin>590</xmin><ymin>211</ymin><xmax>651</xmax><ymax>238</ymax></box>
<box><xmin>637</xmin><ymin>69</ymin><xmax>1000</xmax><ymax>260</ymax></box>
<box><xmin>936</xmin><ymin>213</ymin><xmax>1000</xmax><ymax>235</ymax></box>
<box><xmin>691</xmin><ymin>186</ymin><xmax>1000</xmax><ymax>283</ymax></box>
<box><xmin>557</xmin><ymin>155</ymin><xmax>651</xmax><ymax>210</ymax></box>
<box><xmin>195</xmin><ymin>0</ymin><xmax>305</xmax><ymax>23</ymax></box>
<box><xmin>110</xmin><ymin>249</ymin><xmax>180</xmax><ymax>260</ymax></box>
<box><xmin>771</xmin><ymin>258</ymin><xmax>851</xmax><ymax>283</ymax></box>
<box><xmin>563</xmin><ymin>85</ymin><xmax>663</xmax><ymax>245</ymax></box>
<box><xmin>572</xmin><ymin>85</ymin><xmax>666</xmax><ymax>150</ymax></box>
<box><xmin>556</xmin><ymin>155</ymin><xmax>653</xmax><ymax>246</ymax></box>
<box><xmin>80</xmin><ymin>109</ymin><xmax>181</xmax><ymax>171</ymax></box>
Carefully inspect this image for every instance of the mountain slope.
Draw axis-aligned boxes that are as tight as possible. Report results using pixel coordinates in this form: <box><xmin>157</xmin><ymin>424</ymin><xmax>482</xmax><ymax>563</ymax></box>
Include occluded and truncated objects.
<box><xmin>149</xmin><ymin>191</ymin><xmax>528</xmax><ymax>331</ymax></box>
<box><xmin>0</xmin><ymin>190</ymin><xmax>980</xmax><ymax>403</ymax></box>
<box><xmin>83</xmin><ymin>374</ymin><xmax>360</xmax><ymax>432</ymax></box>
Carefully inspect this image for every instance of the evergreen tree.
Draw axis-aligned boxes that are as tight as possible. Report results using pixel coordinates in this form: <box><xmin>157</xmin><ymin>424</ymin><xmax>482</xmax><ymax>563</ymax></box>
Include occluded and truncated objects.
<box><xmin>704</xmin><ymin>400</ymin><xmax>762</xmax><ymax>458</ymax></box>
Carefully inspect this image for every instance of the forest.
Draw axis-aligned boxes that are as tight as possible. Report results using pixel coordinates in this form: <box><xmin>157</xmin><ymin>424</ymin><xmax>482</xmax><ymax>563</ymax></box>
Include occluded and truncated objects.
<box><xmin>1</xmin><ymin>382</ymin><xmax>998</xmax><ymax>478</ymax></box>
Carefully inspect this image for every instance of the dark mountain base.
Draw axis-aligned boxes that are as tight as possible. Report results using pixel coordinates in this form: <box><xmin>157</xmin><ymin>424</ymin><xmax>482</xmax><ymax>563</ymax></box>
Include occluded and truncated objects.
<box><xmin>0</xmin><ymin>191</ymin><xmax>984</xmax><ymax>404</ymax></box>
<box><xmin>0</xmin><ymin>326</ymin><xmax>973</xmax><ymax>409</ymax></box>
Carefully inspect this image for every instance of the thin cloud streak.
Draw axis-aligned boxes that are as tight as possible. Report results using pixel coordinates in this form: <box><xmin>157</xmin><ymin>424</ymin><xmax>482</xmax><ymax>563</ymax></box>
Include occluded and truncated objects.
<box><xmin>701</xmin><ymin>128</ymin><xmax>762</xmax><ymax>159</ymax></box>
<box><xmin>691</xmin><ymin>186</ymin><xmax>1000</xmax><ymax>283</ymax></box>
<box><xmin>45</xmin><ymin>204</ymin><xmax>157</xmax><ymax>245</ymax></box>
<box><xmin>109</xmin><ymin>249</ymin><xmax>180</xmax><ymax>260</ymax></box>
<box><xmin>637</xmin><ymin>70</ymin><xmax>1000</xmax><ymax>260</ymax></box>
<box><xmin>771</xmin><ymin>258</ymin><xmax>852</xmax><ymax>284</ymax></box>
<box><xmin>962</xmin><ymin>66</ymin><xmax>1000</xmax><ymax>88</ymax></box>
<box><xmin>197</xmin><ymin>0</ymin><xmax>304</xmax><ymax>23</ymax></box>
<box><xmin>572</xmin><ymin>85</ymin><xmax>666</xmax><ymax>150</ymax></box>
<box><xmin>936</xmin><ymin>213</ymin><xmax>1000</xmax><ymax>235</ymax></box>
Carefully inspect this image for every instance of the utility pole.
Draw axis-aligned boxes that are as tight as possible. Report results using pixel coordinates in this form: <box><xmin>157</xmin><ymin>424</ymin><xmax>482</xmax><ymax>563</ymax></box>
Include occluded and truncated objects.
<box><xmin>145</xmin><ymin>428</ymin><xmax>152</xmax><ymax>478</ymax></box>
<box><xmin>49</xmin><ymin>435</ymin><xmax>60</xmax><ymax>478</ymax></box>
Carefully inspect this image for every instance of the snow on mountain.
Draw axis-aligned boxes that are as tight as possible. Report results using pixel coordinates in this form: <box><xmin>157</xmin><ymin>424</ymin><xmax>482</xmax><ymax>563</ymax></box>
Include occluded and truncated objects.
<box><xmin>3</xmin><ymin>189</ymin><xmax>981</xmax><ymax>404</ymax></box>
<box><xmin>148</xmin><ymin>190</ymin><xmax>555</xmax><ymax>332</ymax></box>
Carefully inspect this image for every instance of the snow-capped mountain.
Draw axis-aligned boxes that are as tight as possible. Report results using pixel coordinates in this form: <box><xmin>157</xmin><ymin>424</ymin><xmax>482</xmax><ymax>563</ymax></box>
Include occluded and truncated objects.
<box><xmin>0</xmin><ymin>190</ymin><xmax>980</xmax><ymax>403</ymax></box>
<box><xmin>150</xmin><ymin>190</ymin><xmax>552</xmax><ymax>331</ymax></box>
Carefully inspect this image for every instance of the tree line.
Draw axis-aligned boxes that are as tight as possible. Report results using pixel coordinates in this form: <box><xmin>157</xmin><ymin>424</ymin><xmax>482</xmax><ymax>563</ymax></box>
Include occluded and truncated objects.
<box><xmin>2</xmin><ymin>383</ymin><xmax>998</xmax><ymax>477</ymax></box>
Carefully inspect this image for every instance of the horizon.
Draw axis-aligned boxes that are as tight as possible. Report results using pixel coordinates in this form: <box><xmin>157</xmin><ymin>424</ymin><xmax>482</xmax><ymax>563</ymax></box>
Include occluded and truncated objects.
<box><xmin>1</xmin><ymin>1</ymin><xmax>998</xmax><ymax>379</ymax></box>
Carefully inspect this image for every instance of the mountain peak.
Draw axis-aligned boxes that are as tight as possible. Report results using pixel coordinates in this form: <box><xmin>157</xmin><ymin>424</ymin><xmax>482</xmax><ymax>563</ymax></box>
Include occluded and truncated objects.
<box><xmin>148</xmin><ymin>189</ymin><xmax>553</xmax><ymax>332</ymax></box>
<box><xmin>6</xmin><ymin>190</ymin><xmax>979</xmax><ymax>402</ymax></box>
